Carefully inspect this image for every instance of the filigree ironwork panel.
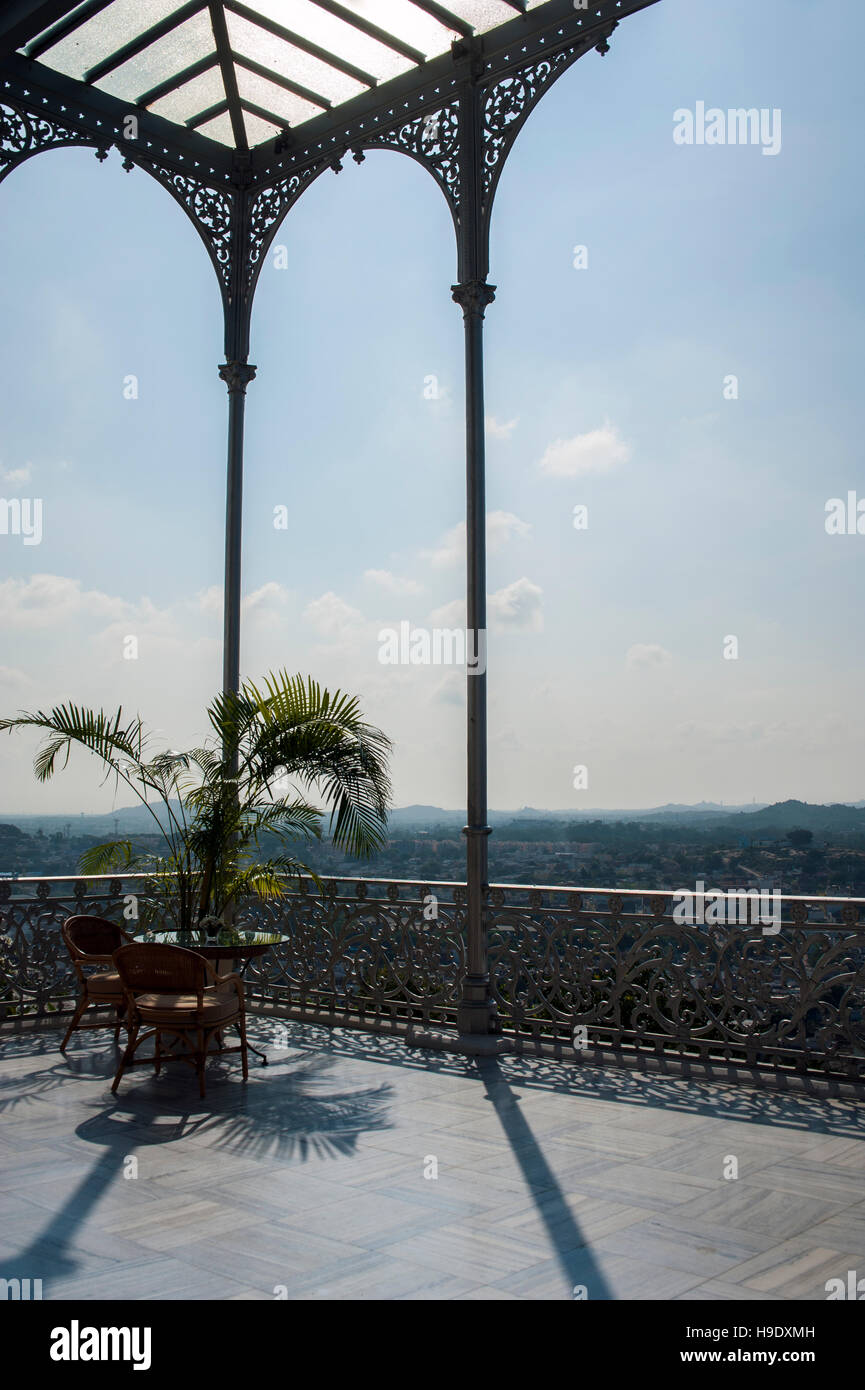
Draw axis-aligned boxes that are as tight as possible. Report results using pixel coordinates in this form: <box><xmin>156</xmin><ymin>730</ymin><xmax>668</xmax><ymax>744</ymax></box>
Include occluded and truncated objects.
<box><xmin>0</xmin><ymin>98</ymin><xmax>237</xmax><ymax>301</ymax></box>
<box><xmin>359</xmin><ymin>101</ymin><xmax>461</xmax><ymax>218</ymax></box>
<box><xmin>486</xmin><ymin>888</ymin><xmax>865</xmax><ymax>1078</ymax></box>
<box><xmin>245</xmin><ymin>161</ymin><xmax>328</xmax><ymax>299</ymax></box>
<box><xmin>0</xmin><ymin>877</ymin><xmax>126</xmax><ymax>1021</ymax></box>
<box><xmin>239</xmin><ymin>877</ymin><xmax>465</xmax><ymax>1027</ymax></box>
<box><xmin>0</xmin><ymin>99</ymin><xmax>87</xmax><ymax>181</ymax></box>
<box><xmin>480</xmin><ymin>40</ymin><xmax>595</xmax><ymax>214</ymax></box>
<box><xmin>3</xmin><ymin>876</ymin><xmax>864</xmax><ymax>1079</ymax></box>
<box><xmin>133</xmin><ymin>160</ymin><xmax>235</xmax><ymax>297</ymax></box>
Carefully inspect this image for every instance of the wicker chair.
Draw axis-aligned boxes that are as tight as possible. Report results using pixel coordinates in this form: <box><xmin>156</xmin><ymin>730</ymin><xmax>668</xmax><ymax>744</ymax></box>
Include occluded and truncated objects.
<box><xmin>111</xmin><ymin>943</ymin><xmax>249</xmax><ymax>1099</ymax></box>
<box><xmin>60</xmin><ymin>915</ymin><xmax>135</xmax><ymax>1053</ymax></box>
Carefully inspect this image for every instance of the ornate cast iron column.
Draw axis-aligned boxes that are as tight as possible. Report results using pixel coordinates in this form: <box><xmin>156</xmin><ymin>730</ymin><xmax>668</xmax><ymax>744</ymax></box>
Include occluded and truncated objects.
<box><xmin>454</xmin><ymin>275</ymin><xmax>495</xmax><ymax>1035</ymax></box>
<box><xmin>218</xmin><ymin>172</ymin><xmax>257</xmax><ymax>701</ymax></box>
<box><xmin>218</xmin><ymin>358</ymin><xmax>256</xmax><ymax>698</ymax></box>
<box><xmin>454</xmin><ymin>69</ymin><xmax>496</xmax><ymax>1037</ymax></box>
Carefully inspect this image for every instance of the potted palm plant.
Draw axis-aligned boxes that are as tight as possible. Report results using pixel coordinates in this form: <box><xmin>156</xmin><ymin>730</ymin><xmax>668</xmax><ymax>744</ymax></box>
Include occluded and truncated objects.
<box><xmin>0</xmin><ymin>671</ymin><xmax>391</xmax><ymax>932</ymax></box>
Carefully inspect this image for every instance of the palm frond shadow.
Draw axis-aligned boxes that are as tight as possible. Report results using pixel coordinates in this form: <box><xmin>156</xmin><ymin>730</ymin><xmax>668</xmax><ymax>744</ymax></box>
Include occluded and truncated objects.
<box><xmin>0</xmin><ymin>1049</ymin><xmax>119</xmax><ymax>1112</ymax></box>
<box><xmin>73</xmin><ymin>1055</ymin><xmax>395</xmax><ymax>1162</ymax></box>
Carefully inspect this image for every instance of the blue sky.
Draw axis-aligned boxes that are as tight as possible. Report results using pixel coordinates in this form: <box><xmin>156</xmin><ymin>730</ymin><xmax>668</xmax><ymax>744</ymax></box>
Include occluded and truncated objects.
<box><xmin>1</xmin><ymin>0</ymin><xmax>863</xmax><ymax>815</ymax></box>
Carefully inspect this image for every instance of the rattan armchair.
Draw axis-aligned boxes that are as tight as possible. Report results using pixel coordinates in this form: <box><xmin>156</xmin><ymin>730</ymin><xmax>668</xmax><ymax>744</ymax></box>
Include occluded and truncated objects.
<box><xmin>111</xmin><ymin>943</ymin><xmax>249</xmax><ymax>1098</ymax></box>
<box><xmin>60</xmin><ymin>915</ymin><xmax>135</xmax><ymax>1052</ymax></box>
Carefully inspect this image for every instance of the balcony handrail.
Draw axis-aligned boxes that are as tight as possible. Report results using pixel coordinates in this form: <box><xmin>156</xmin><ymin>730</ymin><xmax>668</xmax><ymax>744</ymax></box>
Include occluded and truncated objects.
<box><xmin>3</xmin><ymin>871</ymin><xmax>864</xmax><ymax>1081</ymax></box>
<box><xmin>2</xmin><ymin>871</ymin><xmax>865</xmax><ymax>906</ymax></box>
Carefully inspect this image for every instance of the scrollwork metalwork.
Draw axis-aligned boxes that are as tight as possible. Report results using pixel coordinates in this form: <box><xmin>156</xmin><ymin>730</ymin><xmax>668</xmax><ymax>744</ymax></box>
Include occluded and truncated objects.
<box><xmin>245</xmin><ymin>161</ymin><xmax>327</xmax><ymax>297</ymax></box>
<box><xmin>0</xmin><ymin>97</ymin><xmax>237</xmax><ymax>303</ymax></box>
<box><xmin>239</xmin><ymin>878</ymin><xmax>464</xmax><ymax>1028</ymax></box>
<box><xmin>486</xmin><ymin>887</ymin><xmax>865</xmax><ymax>1079</ymax></box>
<box><xmin>135</xmin><ymin>160</ymin><xmax>235</xmax><ymax>295</ymax></box>
<box><xmin>481</xmin><ymin>43</ymin><xmax>594</xmax><ymax>213</ymax></box>
<box><xmin>0</xmin><ymin>99</ymin><xmax>85</xmax><ymax>180</ymax></box>
<box><xmin>3</xmin><ymin>876</ymin><xmax>863</xmax><ymax>1080</ymax></box>
<box><xmin>360</xmin><ymin>101</ymin><xmax>461</xmax><ymax>216</ymax></box>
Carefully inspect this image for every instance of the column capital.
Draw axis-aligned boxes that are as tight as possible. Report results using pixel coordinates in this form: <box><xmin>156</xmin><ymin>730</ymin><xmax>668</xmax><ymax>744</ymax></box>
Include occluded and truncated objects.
<box><xmin>218</xmin><ymin>360</ymin><xmax>257</xmax><ymax>394</ymax></box>
<box><xmin>451</xmin><ymin>280</ymin><xmax>496</xmax><ymax>319</ymax></box>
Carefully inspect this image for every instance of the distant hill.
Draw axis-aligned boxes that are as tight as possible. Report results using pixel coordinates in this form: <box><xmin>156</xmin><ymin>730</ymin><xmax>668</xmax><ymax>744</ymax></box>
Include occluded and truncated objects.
<box><xmin>5</xmin><ymin>797</ymin><xmax>865</xmax><ymax>838</ymax></box>
<box><xmin>704</xmin><ymin>799</ymin><xmax>865</xmax><ymax>836</ymax></box>
<box><xmin>5</xmin><ymin>801</ymin><xmax>183</xmax><ymax>838</ymax></box>
<box><xmin>388</xmin><ymin>805</ymin><xmax>465</xmax><ymax>828</ymax></box>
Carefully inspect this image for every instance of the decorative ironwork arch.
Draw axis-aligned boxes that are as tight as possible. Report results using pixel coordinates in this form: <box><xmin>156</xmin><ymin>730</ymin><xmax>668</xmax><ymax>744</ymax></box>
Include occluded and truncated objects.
<box><xmin>479</xmin><ymin>23</ymin><xmax>618</xmax><ymax>237</ymax></box>
<box><xmin>242</xmin><ymin>160</ymin><xmax>330</xmax><ymax>317</ymax></box>
<box><xmin>0</xmin><ymin>97</ymin><xmax>239</xmax><ymax>331</ymax></box>
<box><xmin>355</xmin><ymin>99</ymin><xmax>462</xmax><ymax>233</ymax></box>
<box><xmin>0</xmin><ymin>99</ymin><xmax>97</xmax><ymax>178</ymax></box>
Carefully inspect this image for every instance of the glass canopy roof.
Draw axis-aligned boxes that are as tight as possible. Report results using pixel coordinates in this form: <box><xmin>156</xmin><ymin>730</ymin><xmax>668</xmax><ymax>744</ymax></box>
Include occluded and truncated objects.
<box><xmin>19</xmin><ymin>0</ymin><xmax>549</xmax><ymax>151</ymax></box>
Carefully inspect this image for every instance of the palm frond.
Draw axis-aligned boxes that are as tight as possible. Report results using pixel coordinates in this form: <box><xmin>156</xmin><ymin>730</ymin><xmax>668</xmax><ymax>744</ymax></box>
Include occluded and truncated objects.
<box><xmin>77</xmin><ymin>840</ymin><xmax>137</xmax><ymax>876</ymax></box>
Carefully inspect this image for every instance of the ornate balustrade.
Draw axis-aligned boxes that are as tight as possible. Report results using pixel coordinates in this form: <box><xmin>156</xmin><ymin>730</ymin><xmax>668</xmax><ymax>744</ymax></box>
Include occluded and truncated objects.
<box><xmin>1</xmin><ymin>875</ymin><xmax>863</xmax><ymax>1080</ymax></box>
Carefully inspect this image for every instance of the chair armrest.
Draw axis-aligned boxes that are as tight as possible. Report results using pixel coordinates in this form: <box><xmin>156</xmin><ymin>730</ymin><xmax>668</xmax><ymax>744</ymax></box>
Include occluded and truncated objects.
<box><xmin>213</xmin><ymin>972</ymin><xmax>245</xmax><ymax>1006</ymax></box>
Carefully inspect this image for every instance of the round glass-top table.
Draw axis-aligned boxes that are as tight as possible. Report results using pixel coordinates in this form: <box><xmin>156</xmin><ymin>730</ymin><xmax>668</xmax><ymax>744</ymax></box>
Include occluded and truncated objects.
<box><xmin>134</xmin><ymin>929</ymin><xmax>288</xmax><ymax>1064</ymax></box>
<box><xmin>139</xmin><ymin>928</ymin><xmax>288</xmax><ymax>964</ymax></box>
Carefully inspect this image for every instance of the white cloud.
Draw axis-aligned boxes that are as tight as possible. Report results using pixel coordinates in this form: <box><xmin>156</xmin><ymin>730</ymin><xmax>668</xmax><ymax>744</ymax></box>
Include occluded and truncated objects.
<box><xmin>422</xmin><ymin>510</ymin><xmax>531</xmax><ymax>569</ymax></box>
<box><xmin>0</xmin><ymin>574</ymin><xmax>129</xmax><ymax>629</ymax></box>
<box><xmin>0</xmin><ymin>461</ymin><xmax>32</xmax><ymax>487</ymax></box>
<box><xmin>429</xmin><ymin>598</ymin><xmax>466</xmax><ymax>628</ymax></box>
<box><xmin>626</xmin><ymin>643</ymin><xmax>672</xmax><ymax>668</ymax></box>
<box><xmin>242</xmin><ymin>582</ymin><xmax>290</xmax><ymax>613</ymax></box>
<box><xmin>303</xmin><ymin>591</ymin><xmax>364</xmax><ymax>639</ymax></box>
<box><xmin>489</xmin><ymin>577</ymin><xmax>543</xmax><ymax>632</ymax></box>
<box><xmin>488</xmin><ymin>510</ymin><xmax>532</xmax><ymax>553</ymax></box>
<box><xmin>486</xmin><ymin>415</ymin><xmax>519</xmax><ymax>440</ymax></box>
<box><xmin>423</xmin><ymin>523</ymin><xmax>463</xmax><ymax>569</ymax></box>
<box><xmin>197</xmin><ymin>586</ymin><xmax>223</xmax><ymax>616</ymax></box>
<box><xmin>537</xmin><ymin>424</ymin><xmax>631</xmax><ymax>477</ymax></box>
<box><xmin>431</xmin><ymin>577</ymin><xmax>542</xmax><ymax>633</ymax></box>
<box><xmin>364</xmin><ymin>569</ymin><xmax>423</xmax><ymax>596</ymax></box>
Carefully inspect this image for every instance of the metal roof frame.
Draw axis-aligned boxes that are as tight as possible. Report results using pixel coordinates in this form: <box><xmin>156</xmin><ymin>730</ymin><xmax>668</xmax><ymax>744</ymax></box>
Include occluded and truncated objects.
<box><xmin>3</xmin><ymin>1</ymin><xmax>657</xmax><ymax>184</ymax></box>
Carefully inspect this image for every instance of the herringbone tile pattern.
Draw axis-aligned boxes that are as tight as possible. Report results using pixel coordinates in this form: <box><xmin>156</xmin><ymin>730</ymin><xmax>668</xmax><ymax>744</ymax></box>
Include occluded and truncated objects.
<box><xmin>1</xmin><ymin>1021</ymin><xmax>862</xmax><ymax>1300</ymax></box>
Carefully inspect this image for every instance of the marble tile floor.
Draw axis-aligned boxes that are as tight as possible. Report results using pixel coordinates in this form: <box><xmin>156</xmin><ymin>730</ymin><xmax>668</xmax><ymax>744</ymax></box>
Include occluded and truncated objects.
<box><xmin>0</xmin><ymin>1018</ymin><xmax>862</xmax><ymax>1301</ymax></box>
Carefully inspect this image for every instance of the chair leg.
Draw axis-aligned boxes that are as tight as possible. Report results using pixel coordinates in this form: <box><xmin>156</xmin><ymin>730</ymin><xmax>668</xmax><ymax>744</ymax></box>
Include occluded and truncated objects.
<box><xmin>154</xmin><ymin>1029</ymin><xmax>161</xmax><ymax>1076</ymax></box>
<box><xmin>238</xmin><ymin>1014</ymin><xmax>248</xmax><ymax>1081</ymax></box>
<box><xmin>111</xmin><ymin>1021</ymin><xmax>140</xmax><ymax>1094</ymax></box>
<box><xmin>196</xmin><ymin>1028</ymin><xmax>206</xmax><ymax>1099</ymax></box>
<box><xmin>59</xmin><ymin>996</ymin><xmax>88</xmax><ymax>1053</ymax></box>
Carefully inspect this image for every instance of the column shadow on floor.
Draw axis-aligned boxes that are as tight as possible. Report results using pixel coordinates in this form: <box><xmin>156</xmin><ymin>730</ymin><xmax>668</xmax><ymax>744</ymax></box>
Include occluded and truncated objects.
<box><xmin>478</xmin><ymin>1056</ymin><xmax>614</xmax><ymax>1299</ymax></box>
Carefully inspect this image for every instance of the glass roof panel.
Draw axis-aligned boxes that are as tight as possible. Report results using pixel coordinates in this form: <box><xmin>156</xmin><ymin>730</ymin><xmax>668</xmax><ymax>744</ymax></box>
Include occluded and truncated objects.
<box><xmin>444</xmin><ymin>1</ymin><xmax>531</xmax><ymax>30</ymax></box>
<box><xmin>235</xmin><ymin>69</ymin><xmax>322</xmax><ymax>125</ymax></box>
<box><xmin>337</xmin><ymin>1</ymin><xmax>454</xmax><ymax>57</ymax></box>
<box><xmin>19</xmin><ymin>0</ymin><xmax>563</xmax><ymax>150</ymax></box>
<box><xmin>243</xmin><ymin>0</ymin><xmax>417</xmax><ymax>82</ymax></box>
<box><xmin>241</xmin><ymin>109</ymin><xmax>282</xmax><ymax>145</ymax></box>
<box><xmin>35</xmin><ymin>0</ymin><xmax>186</xmax><ymax>82</ymax></box>
<box><xmin>226</xmin><ymin>12</ymin><xmax>367</xmax><ymax>106</ymax></box>
<box><xmin>95</xmin><ymin>13</ymin><xmax>216</xmax><ymax>103</ymax></box>
<box><xmin>148</xmin><ymin>66</ymin><xmax>227</xmax><ymax>124</ymax></box>
<box><xmin>195</xmin><ymin>109</ymin><xmax>237</xmax><ymax>146</ymax></box>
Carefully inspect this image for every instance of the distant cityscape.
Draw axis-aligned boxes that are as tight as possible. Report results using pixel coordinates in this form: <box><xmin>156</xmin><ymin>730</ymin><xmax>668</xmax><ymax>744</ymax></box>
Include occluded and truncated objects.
<box><xmin>3</xmin><ymin>798</ymin><xmax>865</xmax><ymax>897</ymax></box>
